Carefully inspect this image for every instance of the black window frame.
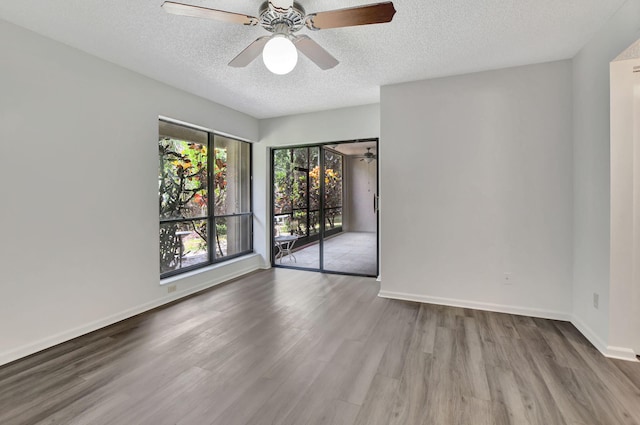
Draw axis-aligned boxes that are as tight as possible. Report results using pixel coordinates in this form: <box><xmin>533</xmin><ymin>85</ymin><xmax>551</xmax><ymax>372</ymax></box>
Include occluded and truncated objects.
<box><xmin>159</xmin><ymin>118</ymin><xmax>253</xmax><ymax>279</ymax></box>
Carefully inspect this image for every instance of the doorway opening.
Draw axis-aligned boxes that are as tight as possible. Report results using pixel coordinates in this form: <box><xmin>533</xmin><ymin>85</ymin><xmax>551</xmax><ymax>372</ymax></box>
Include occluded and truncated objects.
<box><xmin>270</xmin><ymin>139</ymin><xmax>378</xmax><ymax>277</ymax></box>
<box><xmin>610</xmin><ymin>39</ymin><xmax>640</xmax><ymax>357</ymax></box>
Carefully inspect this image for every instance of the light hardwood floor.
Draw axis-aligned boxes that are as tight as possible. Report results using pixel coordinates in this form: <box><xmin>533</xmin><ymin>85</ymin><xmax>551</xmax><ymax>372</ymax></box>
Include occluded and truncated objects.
<box><xmin>1</xmin><ymin>268</ymin><xmax>640</xmax><ymax>425</ymax></box>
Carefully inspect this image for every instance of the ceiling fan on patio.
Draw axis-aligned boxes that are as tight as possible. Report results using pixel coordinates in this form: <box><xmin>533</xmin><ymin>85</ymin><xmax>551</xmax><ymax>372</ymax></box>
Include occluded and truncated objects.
<box><xmin>356</xmin><ymin>147</ymin><xmax>377</xmax><ymax>163</ymax></box>
<box><xmin>161</xmin><ymin>0</ymin><xmax>396</xmax><ymax>75</ymax></box>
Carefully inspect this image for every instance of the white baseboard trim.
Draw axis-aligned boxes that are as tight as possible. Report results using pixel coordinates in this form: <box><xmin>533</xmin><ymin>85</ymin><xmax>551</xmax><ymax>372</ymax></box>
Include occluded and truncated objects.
<box><xmin>378</xmin><ymin>290</ymin><xmax>571</xmax><ymax>321</ymax></box>
<box><xmin>570</xmin><ymin>315</ymin><xmax>638</xmax><ymax>362</ymax></box>
<box><xmin>378</xmin><ymin>290</ymin><xmax>639</xmax><ymax>362</ymax></box>
<box><xmin>0</xmin><ymin>256</ymin><xmax>263</xmax><ymax>367</ymax></box>
<box><xmin>569</xmin><ymin>315</ymin><xmax>609</xmax><ymax>357</ymax></box>
<box><xmin>605</xmin><ymin>346</ymin><xmax>638</xmax><ymax>361</ymax></box>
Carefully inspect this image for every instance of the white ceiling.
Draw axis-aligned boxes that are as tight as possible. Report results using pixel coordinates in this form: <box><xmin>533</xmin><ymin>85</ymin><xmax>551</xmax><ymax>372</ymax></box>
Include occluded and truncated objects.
<box><xmin>0</xmin><ymin>0</ymin><xmax>626</xmax><ymax>119</ymax></box>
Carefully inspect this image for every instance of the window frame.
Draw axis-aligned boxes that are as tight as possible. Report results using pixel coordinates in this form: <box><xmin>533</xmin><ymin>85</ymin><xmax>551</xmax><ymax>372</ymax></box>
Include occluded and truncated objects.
<box><xmin>159</xmin><ymin>118</ymin><xmax>253</xmax><ymax>279</ymax></box>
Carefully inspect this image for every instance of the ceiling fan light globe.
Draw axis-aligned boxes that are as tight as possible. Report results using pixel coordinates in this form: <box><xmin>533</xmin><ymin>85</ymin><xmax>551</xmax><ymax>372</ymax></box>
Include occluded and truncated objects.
<box><xmin>263</xmin><ymin>35</ymin><xmax>298</xmax><ymax>75</ymax></box>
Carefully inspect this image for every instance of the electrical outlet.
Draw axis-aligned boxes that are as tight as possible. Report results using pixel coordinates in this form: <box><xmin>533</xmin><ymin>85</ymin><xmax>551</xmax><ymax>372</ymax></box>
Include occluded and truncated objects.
<box><xmin>593</xmin><ymin>292</ymin><xmax>599</xmax><ymax>309</ymax></box>
<box><xmin>503</xmin><ymin>273</ymin><xmax>513</xmax><ymax>285</ymax></box>
<box><xmin>167</xmin><ymin>284</ymin><xmax>177</xmax><ymax>294</ymax></box>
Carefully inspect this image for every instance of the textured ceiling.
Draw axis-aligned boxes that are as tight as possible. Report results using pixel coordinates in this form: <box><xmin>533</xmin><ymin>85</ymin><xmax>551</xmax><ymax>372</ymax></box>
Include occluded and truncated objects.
<box><xmin>0</xmin><ymin>0</ymin><xmax>627</xmax><ymax>119</ymax></box>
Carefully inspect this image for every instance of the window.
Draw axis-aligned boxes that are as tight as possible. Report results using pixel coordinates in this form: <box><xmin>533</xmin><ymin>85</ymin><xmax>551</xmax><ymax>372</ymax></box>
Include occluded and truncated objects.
<box><xmin>159</xmin><ymin>120</ymin><xmax>252</xmax><ymax>278</ymax></box>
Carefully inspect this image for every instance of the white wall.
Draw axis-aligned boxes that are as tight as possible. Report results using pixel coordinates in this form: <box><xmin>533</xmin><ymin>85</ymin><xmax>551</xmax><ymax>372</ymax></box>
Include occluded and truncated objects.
<box><xmin>255</xmin><ymin>105</ymin><xmax>380</xmax><ymax>264</ymax></box>
<box><xmin>259</xmin><ymin>105</ymin><xmax>380</xmax><ymax>147</ymax></box>
<box><xmin>379</xmin><ymin>61</ymin><xmax>574</xmax><ymax>319</ymax></box>
<box><xmin>0</xmin><ymin>20</ymin><xmax>262</xmax><ymax>366</ymax></box>
<box><xmin>572</xmin><ymin>0</ymin><xmax>640</xmax><ymax>359</ymax></box>
<box><xmin>345</xmin><ymin>157</ymin><xmax>377</xmax><ymax>233</ymax></box>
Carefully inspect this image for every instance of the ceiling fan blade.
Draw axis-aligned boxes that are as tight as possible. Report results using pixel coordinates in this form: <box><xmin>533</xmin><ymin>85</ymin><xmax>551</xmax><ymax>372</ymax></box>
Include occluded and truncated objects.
<box><xmin>305</xmin><ymin>2</ymin><xmax>396</xmax><ymax>30</ymax></box>
<box><xmin>161</xmin><ymin>1</ymin><xmax>259</xmax><ymax>26</ymax></box>
<box><xmin>268</xmin><ymin>0</ymin><xmax>294</xmax><ymax>13</ymax></box>
<box><xmin>228</xmin><ymin>36</ymin><xmax>270</xmax><ymax>67</ymax></box>
<box><xmin>294</xmin><ymin>35</ymin><xmax>339</xmax><ymax>70</ymax></box>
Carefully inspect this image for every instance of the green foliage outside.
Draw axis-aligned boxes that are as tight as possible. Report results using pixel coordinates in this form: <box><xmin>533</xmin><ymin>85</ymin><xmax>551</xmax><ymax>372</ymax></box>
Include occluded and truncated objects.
<box><xmin>273</xmin><ymin>147</ymin><xmax>342</xmax><ymax>238</ymax></box>
<box><xmin>159</xmin><ymin>138</ymin><xmax>228</xmax><ymax>273</ymax></box>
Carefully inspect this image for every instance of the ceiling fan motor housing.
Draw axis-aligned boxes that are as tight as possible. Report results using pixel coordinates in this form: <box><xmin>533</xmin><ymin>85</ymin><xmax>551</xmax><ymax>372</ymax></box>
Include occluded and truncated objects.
<box><xmin>259</xmin><ymin>1</ymin><xmax>306</xmax><ymax>33</ymax></box>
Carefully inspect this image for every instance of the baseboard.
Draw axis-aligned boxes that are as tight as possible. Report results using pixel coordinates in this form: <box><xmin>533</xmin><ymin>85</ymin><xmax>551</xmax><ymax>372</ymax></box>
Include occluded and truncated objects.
<box><xmin>570</xmin><ymin>315</ymin><xmax>638</xmax><ymax>362</ymax></box>
<box><xmin>377</xmin><ymin>290</ymin><xmax>571</xmax><ymax>321</ymax></box>
<box><xmin>569</xmin><ymin>315</ymin><xmax>610</xmax><ymax>357</ymax></box>
<box><xmin>0</xmin><ymin>256</ymin><xmax>263</xmax><ymax>367</ymax></box>
<box><xmin>377</xmin><ymin>290</ymin><xmax>639</xmax><ymax>362</ymax></box>
<box><xmin>604</xmin><ymin>346</ymin><xmax>638</xmax><ymax>361</ymax></box>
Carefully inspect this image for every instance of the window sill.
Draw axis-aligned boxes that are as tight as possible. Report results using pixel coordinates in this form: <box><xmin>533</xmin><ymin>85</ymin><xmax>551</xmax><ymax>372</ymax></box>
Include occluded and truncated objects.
<box><xmin>160</xmin><ymin>252</ymin><xmax>261</xmax><ymax>286</ymax></box>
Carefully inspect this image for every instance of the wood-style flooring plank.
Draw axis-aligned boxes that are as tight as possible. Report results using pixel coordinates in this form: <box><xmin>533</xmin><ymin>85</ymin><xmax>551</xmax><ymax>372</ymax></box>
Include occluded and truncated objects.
<box><xmin>387</xmin><ymin>348</ymin><xmax>431</xmax><ymax>425</ymax></box>
<box><xmin>242</xmin><ymin>357</ymin><xmax>327</xmax><ymax>425</ymax></box>
<box><xmin>352</xmin><ymin>374</ymin><xmax>399</xmax><ymax>425</ymax></box>
<box><xmin>372</xmin><ymin>300</ymin><xmax>420</xmax><ymax>379</ymax></box>
<box><xmin>1</xmin><ymin>268</ymin><xmax>640</xmax><ymax>425</ymax></box>
<box><xmin>457</xmin><ymin>316</ymin><xmax>491</xmax><ymax>401</ymax></box>
<box><xmin>500</xmin><ymin>331</ymin><xmax>568</xmax><ymax>425</ymax></box>
<box><xmin>485</xmin><ymin>365</ymin><xmax>531</xmax><ymax>425</ymax></box>
<box><xmin>423</xmin><ymin>326</ymin><xmax>457</xmax><ymax>424</ymax></box>
<box><xmin>276</xmin><ymin>354</ymin><xmax>363</xmax><ymax>425</ymax></box>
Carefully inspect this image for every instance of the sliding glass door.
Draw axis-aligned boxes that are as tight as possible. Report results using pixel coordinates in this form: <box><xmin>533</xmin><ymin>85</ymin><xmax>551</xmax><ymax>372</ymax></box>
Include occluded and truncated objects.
<box><xmin>271</xmin><ymin>141</ymin><xmax>377</xmax><ymax>277</ymax></box>
<box><xmin>322</xmin><ymin>145</ymin><xmax>378</xmax><ymax>275</ymax></box>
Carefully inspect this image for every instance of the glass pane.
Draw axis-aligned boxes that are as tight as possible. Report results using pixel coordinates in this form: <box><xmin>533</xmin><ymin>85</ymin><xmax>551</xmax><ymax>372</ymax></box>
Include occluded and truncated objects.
<box><xmin>309</xmin><ymin>147</ymin><xmax>320</xmax><ymax>211</ymax></box>
<box><xmin>215</xmin><ymin>215</ymin><xmax>251</xmax><ymax>258</ymax></box>
<box><xmin>291</xmin><ymin>241</ymin><xmax>320</xmax><ymax>269</ymax></box>
<box><xmin>159</xmin><ymin>132</ymin><xmax>208</xmax><ymax>220</ymax></box>
<box><xmin>325</xmin><ymin>208</ymin><xmax>342</xmax><ymax>231</ymax></box>
<box><xmin>214</xmin><ymin>136</ymin><xmax>251</xmax><ymax>215</ymax></box>
<box><xmin>293</xmin><ymin>147</ymin><xmax>308</xmax><ymax>169</ymax></box>
<box><xmin>324</xmin><ymin>149</ymin><xmax>343</xmax><ymax>209</ymax></box>
<box><xmin>292</xmin><ymin>210</ymin><xmax>308</xmax><ymax>237</ymax></box>
<box><xmin>293</xmin><ymin>170</ymin><xmax>308</xmax><ymax>210</ymax></box>
<box><xmin>272</xmin><ymin>147</ymin><xmax>321</xmax><ymax>271</ymax></box>
<box><xmin>159</xmin><ymin>120</ymin><xmax>207</xmax><ymax>145</ymax></box>
<box><xmin>322</xmin><ymin>231</ymin><xmax>377</xmax><ymax>276</ymax></box>
<box><xmin>322</xmin><ymin>143</ymin><xmax>377</xmax><ymax>276</ymax></box>
<box><xmin>273</xmin><ymin>211</ymin><xmax>306</xmax><ymax>236</ymax></box>
<box><xmin>160</xmin><ymin>220</ymin><xmax>208</xmax><ymax>275</ymax></box>
<box><xmin>274</xmin><ymin>149</ymin><xmax>292</xmax><ymax>214</ymax></box>
<box><xmin>308</xmin><ymin>210</ymin><xmax>320</xmax><ymax>236</ymax></box>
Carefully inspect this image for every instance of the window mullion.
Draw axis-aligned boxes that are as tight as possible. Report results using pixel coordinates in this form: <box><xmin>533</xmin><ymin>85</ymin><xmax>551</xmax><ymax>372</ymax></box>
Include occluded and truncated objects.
<box><xmin>208</xmin><ymin>132</ymin><xmax>215</xmax><ymax>263</ymax></box>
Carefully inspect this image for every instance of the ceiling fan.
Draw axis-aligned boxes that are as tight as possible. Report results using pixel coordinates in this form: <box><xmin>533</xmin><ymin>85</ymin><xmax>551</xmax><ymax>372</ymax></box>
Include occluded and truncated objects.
<box><xmin>356</xmin><ymin>147</ymin><xmax>377</xmax><ymax>163</ymax></box>
<box><xmin>161</xmin><ymin>0</ymin><xmax>396</xmax><ymax>75</ymax></box>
